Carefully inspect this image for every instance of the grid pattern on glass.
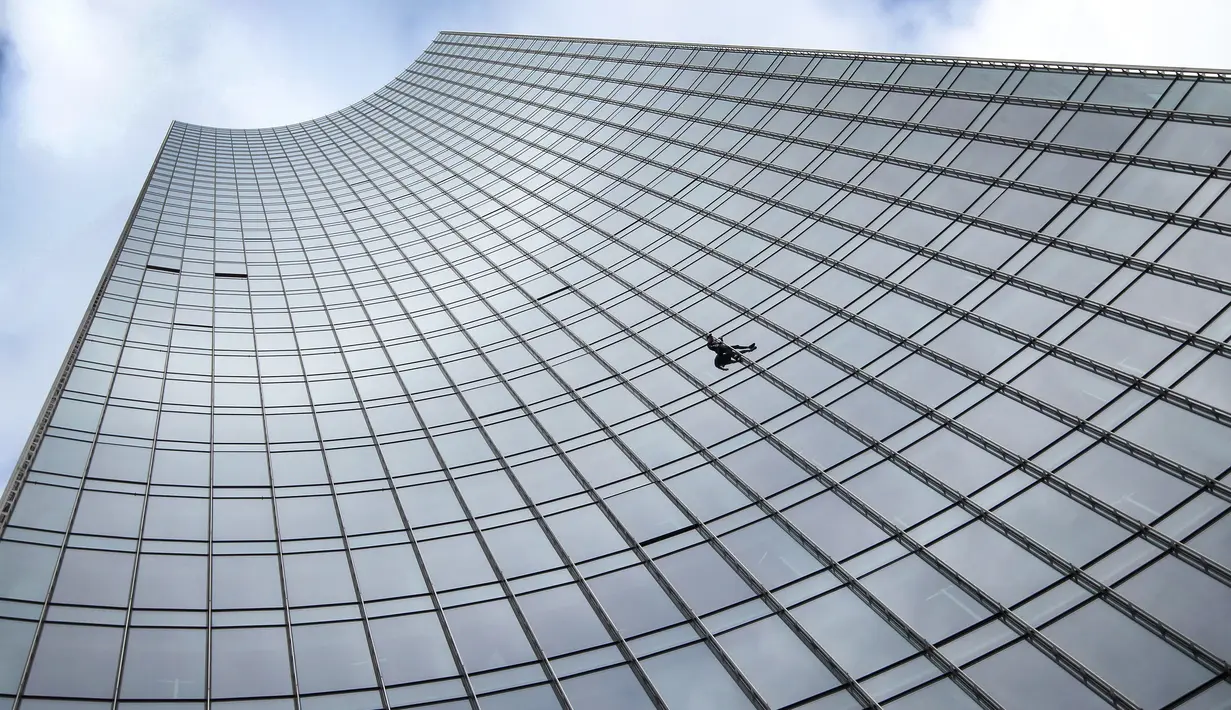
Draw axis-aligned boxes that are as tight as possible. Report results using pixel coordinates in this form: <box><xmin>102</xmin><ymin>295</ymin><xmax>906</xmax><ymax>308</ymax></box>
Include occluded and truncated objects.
<box><xmin>2</xmin><ymin>30</ymin><xmax>1231</xmax><ymax>710</ymax></box>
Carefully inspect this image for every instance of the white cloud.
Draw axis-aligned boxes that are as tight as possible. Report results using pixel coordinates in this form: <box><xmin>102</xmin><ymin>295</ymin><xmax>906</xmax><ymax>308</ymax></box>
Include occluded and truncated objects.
<box><xmin>1</xmin><ymin>0</ymin><xmax>1229</xmax><ymax>488</ymax></box>
<box><xmin>931</xmin><ymin>0</ymin><xmax>1231</xmax><ymax>68</ymax></box>
<box><xmin>490</xmin><ymin>0</ymin><xmax>903</xmax><ymax>51</ymax></box>
<box><xmin>0</xmin><ymin>0</ymin><xmax>426</xmax><ymax>488</ymax></box>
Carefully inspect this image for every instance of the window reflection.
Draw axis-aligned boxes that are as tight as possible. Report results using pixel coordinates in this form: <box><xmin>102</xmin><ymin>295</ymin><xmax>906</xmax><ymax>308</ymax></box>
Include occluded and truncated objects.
<box><xmin>443</xmin><ymin>599</ymin><xmax>536</xmax><ymax>672</ymax></box>
<box><xmin>641</xmin><ymin>642</ymin><xmax>757</xmax><ymax>710</ymax></box>
<box><xmin>26</xmin><ymin>624</ymin><xmax>124</xmax><ymax>699</ymax></box>
<box><xmin>7</xmin><ymin>33</ymin><xmax>1231</xmax><ymax>710</ymax></box>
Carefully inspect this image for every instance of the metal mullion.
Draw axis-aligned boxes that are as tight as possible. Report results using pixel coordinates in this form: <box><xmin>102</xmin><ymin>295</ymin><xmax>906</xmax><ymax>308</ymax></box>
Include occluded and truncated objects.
<box><xmin>588</xmin><ymin>220</ymin><xmax>1231</xmax><ymax>579</ymax></box>
<box><xmin>110</xmin><ymin>142</ymin><xmax>203</xmax><ymax>710</ymax></box>
<box><xmin>1157</xmin><ymin>673</ymin><xmax>1231</xmax><ymax>710</ymax></box>
<box><xmin>390</xmin><ymin>70</ymin><xmax>1231</xmax><ymax>361</ymax></box>
<box><xmin>366</xmin><ymin>88</ymin><xmax>1231</xmax><ymax>506</ymax></box>
<box><xmin>348</xmin><ymin>251</ymin><xmax>681</xmax><ymax>704</ymax></box>
<box><xmin>448</xmin><ymin>37</ymin><xmax>1231</xmax><ymax>140</ymax></box>
<box><xmin>260</xmin><ymin>128</ymin><xmax>480</xmax><ymax>704</ymax></box>
<box><xmin>373</xmin><ymin>104</ymin><xmax>1225</xmax><ymax>697</ymax></box>
<box><xmin>430</xmin><ymin>34</ymin><xmax>1231</xmax><ymax>128</ymax></box>
<box><xmin>606</xmin><ymin>222</ymin><xmax>1231</xmax><ymax>583</ymax></box>
<box><xmin>420</xmin><ymin>47</ymin><xmax>1231</xmax><ymax>184</ymax></box>
<box><xmin>343</xmin><ymin>104</ymin><xmax>928</xmax><ymax>710</ymax></box>
<box><xmin>398</xmin><ymin>97</ymin><xmax>1231</xmax><ymax>504</ymax></box>
<box><xmin>0</xmin><ymin>119</ymin><xmax>173</xmax><ymax>534</ymax></box>
<box><xmin>11</xmin><ymin>126</ymin><xmax>179</xmax><ymax>708</ymax></box>
<box><xmin>288</xmin><ymin>124</ymin><xmax>687</xmax><ymax>710</ymax></box>
<box><xmin>218</xmin><ymin>142</ymin><xmax>305</xmax><ymax>709</ymax></box>
<box><xmin>354</xmin><ymin>112</ymin><xmax>1004</xmax><ymax>710</ymax></box>
<box><xmin>330</xmin><ymin>110</ymin><xmax>789</xmax><ymax>710</ymax></box>
<box><xmin>368</xmin><ymin>91</ymin><xmax>1231</xmax><ymax>541</ymax></box>
<box><xmin>379</xmin><ymin>81</ymin><xmax>881</xmax><ymax>299</ymax></box>
<box><xmin>406</xmin><ymin>60</ymin><xmax>1231</xmax><ymax>261</ymax></box>
<box><xmin>685</xmin><ymin>329</ymin><xmax>1231</xmax><ymax>681</ymax></box>
<box><xmin>439</xmin><ymin>157</ymin><xmax>1231</xmax><ymax>680</ymax></box>
<box><xmin>381</xmin><ymin>116</ymin><xmax>1221</xmax><ymax>541</ymax></box>
<box><xmin>397</xmin><ymin>63</ymin><xmax>1231</xmax><ymax>311</ymax></box>
<box><xmin>245</xmin><ymin>132</ymin><xmax>392</xmax><ymax>710</ymax></box>
<box><xmin>450</xmin><ymin>77</ymin><xmax>1231</xmax><ymax>436</ymax></box>
<box><xmin>442</xmin><ymin>30</ymin><xmax>1231</xmax><ymax>84</ymax></box>
<box><xmin>204</xmin><ymin>130</ymin><xmax>217</xmax><ymax>708</ymax></box>
<box><xmin>374</xmin><ymin>111</ymin><xmax>1026</xmax><ymax>709</ymax></box>
<box><xmin>304</xmin><ymin>128</ymin><xmax>682</xmax><ymax>710</ymax></box>
<box><xmin>272</xmin><ymin>124</ymin><xmax>567</xmax><ymax>710</ymax></box>
<box><xmin>766</xmin><ymin>378</ymin><xmax>1231</xmax><ymax>682</ymax></box>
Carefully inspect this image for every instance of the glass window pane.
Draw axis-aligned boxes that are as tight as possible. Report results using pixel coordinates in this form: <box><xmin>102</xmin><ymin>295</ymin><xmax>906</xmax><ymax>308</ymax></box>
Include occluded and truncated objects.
<box><xmin>723</xmin><ymin>442</ymin><xmax>810</xmax><ymax>497</ymax></box>
<box><xmin>516</xmin><ymin>584</ymin><xmax>611</xmax><ymax>656</ymax></box>
<box><xmin>656</xmin><ymin>543</ymin><xmax>756</xmax><ymax>615</ymax></box>
<box><xmin>283</xmin><ymin>551</ymin><xmax>357</xmax><ymax>606</ymax></box>
<box><xmin>442</xmin><ymin>599</ymin><xmax>536</xmax><ymax>672</ymax></box>
<box><xmin>995</xmin><ymin>484</ymin><xmax>1129</xmax><ymax>566</ymax></box>
<box><xmin>8</xmin><ymin>483</ymin><xmax>77</xmax><ymax>531</ymax></box>
<box><xmin>134</xmin><ymin>554</ymin><xmax>208</xmax><ymax>609</ymax></box>
<box><xmin>928</xmin><ymin>521</ymin><xmax>1061</xmax><ymax>606</ymax></box>
<box><xmin>1045</xmin><ymin>600</ymin><xmax>1212</xmax><ymax>708</ymax></box>
<box><xmin>0</xmin><ymin>619</ymin><xmax>36</xmax><ymax>694</ymax></box>
<box><xmin>885</xmin><ymin>677</ymin><xmax>984</xmax><ymax>709</ymax></box>
<box><xmin>143</xmin><ymin>494</ymin><xmax>209</xmax><ymax>540</ymax></box>
<box><xmin>664</xmin><ymin>466</ymin><xmax>753</xmax><ymax>521</ymax></box>
<box><xmin>211</xmin><ymin>626</ymin><xmax>294</xmax><ymax>698</ymax></box>
<box><xmin>1118</xmin><ymin>555</ymin><xmax>1231</xmax><ymax>659</ymax></box>
<box><xmin>1117</xmin><ymin>399</ymin><xmax>1231</xmax><ymax>477</ymax></box>
<box><xmin>274</xmin><ymin>495</ymin><xmax>342</xmax><ymax>540</ymax></box>
<box><xmin>26</xmin><ymin>624</ymin><xmax>123</xmax><ymax>698</ymax></box>
<box><xmin>793</xmin><ymin>587</ymin><xmax>916</xmax><ymax>677</ymax></box>
<box><xmin>965</xmin><ymin>638</ymin><xmax>1108</xmax><ymax>710</ymax></box>
<box><xmin>641</xmin><ymin>642</ymin><xmax>755</xmax><ymax>710</ymax></box>
<box><xmin>52</xmin><ymin>549</ymin><xmax>135</xmax><ymax>607</ymax></box>
<box><xmin>587</xmin><ymin>565</ymin><xmax>685</xmax><ymax>637</ymax></box>
<box><xmin>350</xmin><ymin>544</ymin><xmax>428</xmax><ymax>600</ymax></box>
<box><xmin>369</xmin><ymin>612</ymin><xmax>459</xmax><ymax>684</ymax></box>
<box><xmin>784</xmin><ymin>492</ymin><xmax>886</xmax><ymax>560</ymax></box>
<box><xmin>721</xmin><ymin>519</ymin><xmax>822</xmax><ymax>589</ymax></box>
<box><xmin>481</xmin><ymin>521</ymin><xmax>565</xmax><ymax>578</ymax></box>
<box><xmin>337</xmin><ymin>489</ymin><xmax>405</xmax><ymax>535</ymax></box>
<box><xmin>212</xmin><ymin>555</ymin><xmax>284</xmax><ymax>609</ymax></box>
<box><xmin>863</xmin><ymin>554</ymin><xmax>989</xmax><ymax>642</ymax></box>
<box><xmin>212</xmin><ymin>497</ymin><xmax>276</xmax><ymax>541</ymax></box>
<box><xmin>397</xmin><ymin>481</ymin><xmax>465</xmax><ymax>527</ymax></box>
<box><xmin>0</xmin><ymin>541</ymin><xmax>60</xmax><ymax>602</ymax></box>
<box><xmin>545</xmin><ymin>505</ymin><xmax>627</xmax><ymax>561</ymax></box>
<box><xmin>119</xmin><ymin>628</ymin><xmax>206</xmax><ymax>699</ymax></box>
<box><xmin>419</xmin><ymin>534</ymin><xmax>497</xmax><ymax>590</ymax></box>
<box><xmin>605</xmin><ymin>483</ymin><xmax>690</xmax><ymax>542</ymax></box>
<box><xmin>478</xmin><ymin>684</ymin><xmax>562</xmax><ymax>710</ymax></box>
<box><xmin>560</xmin><ymin>665</ymin><xmax>655</xmax><ymax>710</ymax></box>
<box><xmin>718</xmin><ymin>615</ymin><xmax>839</xmax><ymax>706</ymax></box>
<box><xmin>456</xmin><ymin>471</ymin><xmax>525</xmax><ymax>517</ymax></box>
<box><xmin>70</xmin><ymin>489</ymin><xmax>141</xmax><ymax>534</ymax></box>
<box><xmin>292</xmin><ymin>621</ymin><xmax>376</xmax><ymax>694</ymax></box>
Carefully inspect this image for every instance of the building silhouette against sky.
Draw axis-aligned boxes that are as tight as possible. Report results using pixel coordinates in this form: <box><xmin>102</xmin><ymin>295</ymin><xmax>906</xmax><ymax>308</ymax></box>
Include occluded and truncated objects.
<box><xmin>3</xmin><ymin>30</ymin><xmax>1231</xmax><ymax>710</ymax></box>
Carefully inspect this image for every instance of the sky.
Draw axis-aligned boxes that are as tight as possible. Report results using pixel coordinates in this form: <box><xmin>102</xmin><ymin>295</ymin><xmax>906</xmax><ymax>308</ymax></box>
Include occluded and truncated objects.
<box><xmin>1</xmin><ymin>0</ymin><xmax>1230</xmax><ymax>485</ymax></box>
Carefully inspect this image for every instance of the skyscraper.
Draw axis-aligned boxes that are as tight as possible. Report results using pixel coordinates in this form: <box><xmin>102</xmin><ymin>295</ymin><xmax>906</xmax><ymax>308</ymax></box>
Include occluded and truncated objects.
<box><xmin>3</xmin><ymin>28</ymin><xmax>1231</xmax><ymax>709</ymax></box>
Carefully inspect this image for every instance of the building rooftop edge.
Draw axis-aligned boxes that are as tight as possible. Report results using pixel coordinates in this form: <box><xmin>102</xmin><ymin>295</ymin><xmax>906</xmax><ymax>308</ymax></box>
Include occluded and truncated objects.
<box><xmin>438</xmin><ymin>29</ymin><xmax>1231</xmax><ymax>77</ymax></box>
<box><xmin>167</xmin><ymin>29</ymin><xmax>1231</xmax><ymax>133</ymax></box>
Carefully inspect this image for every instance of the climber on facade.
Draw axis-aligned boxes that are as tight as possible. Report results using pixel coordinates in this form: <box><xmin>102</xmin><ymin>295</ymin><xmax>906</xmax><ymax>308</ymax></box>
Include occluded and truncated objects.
<box><xmin>705</xmin><ymin>333</ymin><xmax>756</xmax><ymax>370</ymax></box>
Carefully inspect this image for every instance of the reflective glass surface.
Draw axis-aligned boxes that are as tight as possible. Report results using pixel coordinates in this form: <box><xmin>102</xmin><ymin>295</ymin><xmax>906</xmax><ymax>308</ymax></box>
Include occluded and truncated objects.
<box><xmin>2</xmin><ymin>31</ymin><xmax>1230</xmax><ymax>710</ymax></box>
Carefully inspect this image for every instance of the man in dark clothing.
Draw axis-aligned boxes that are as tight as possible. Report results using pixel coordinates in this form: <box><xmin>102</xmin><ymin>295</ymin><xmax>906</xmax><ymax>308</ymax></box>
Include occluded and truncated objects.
<box><xmin>705</xmin><ymin>333</ymin><xmax>756</xmax><ymax>370</ymax></box>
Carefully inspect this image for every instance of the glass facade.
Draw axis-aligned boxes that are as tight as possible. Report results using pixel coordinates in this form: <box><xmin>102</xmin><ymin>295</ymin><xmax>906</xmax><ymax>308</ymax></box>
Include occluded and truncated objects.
<box><xmin>2</xmin><ymin>30</ymin><xmax>1231</xmax><ymax>710</ymax></box>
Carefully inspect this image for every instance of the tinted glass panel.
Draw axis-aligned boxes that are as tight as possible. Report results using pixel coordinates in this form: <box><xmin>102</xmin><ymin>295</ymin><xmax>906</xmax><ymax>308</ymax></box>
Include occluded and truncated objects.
<box><xmin>5</xmin><ymin>35</ymin><xmax>1229</xmax><ymax>710</ymax></box>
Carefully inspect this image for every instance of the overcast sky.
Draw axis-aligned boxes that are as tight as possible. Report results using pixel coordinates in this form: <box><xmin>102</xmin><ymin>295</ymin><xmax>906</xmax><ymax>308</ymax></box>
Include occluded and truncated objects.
<box><xmin>2</xmin><ymin>0</ymin><xmax>1230</xmax><ymax>484</ymax></box>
